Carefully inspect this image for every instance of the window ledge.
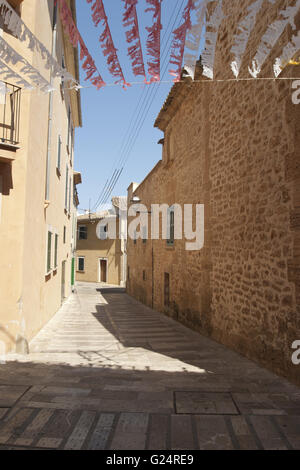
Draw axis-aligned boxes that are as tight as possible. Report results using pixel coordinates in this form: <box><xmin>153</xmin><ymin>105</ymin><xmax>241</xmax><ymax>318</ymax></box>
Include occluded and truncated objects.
<box><xmin>0</xmin><ymin>144</ymin><xmax>19</xmax><ymax>162</ymax></box>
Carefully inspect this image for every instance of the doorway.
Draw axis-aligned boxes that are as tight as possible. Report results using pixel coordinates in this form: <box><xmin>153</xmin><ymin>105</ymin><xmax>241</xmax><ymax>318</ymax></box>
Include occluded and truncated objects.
<box><xmin>99</xmin><ymin>258</ymin><xmax>108</xmax><ymax>283</ymax></box>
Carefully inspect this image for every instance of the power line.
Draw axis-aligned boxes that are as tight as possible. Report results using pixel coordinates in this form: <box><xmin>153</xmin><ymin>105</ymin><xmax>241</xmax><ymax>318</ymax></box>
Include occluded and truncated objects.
<box><xmin>95</xmin><ymin>0</ymin><xmax>185</xmax><ymax>209</ymax></box>
<box><xmin>100</xmin><ymin>0</ymin><xmax>186</xmax><ymax>206</ymax></box>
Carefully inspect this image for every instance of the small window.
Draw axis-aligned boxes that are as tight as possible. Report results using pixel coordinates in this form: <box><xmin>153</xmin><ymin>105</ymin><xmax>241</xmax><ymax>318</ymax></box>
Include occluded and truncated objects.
<box><xmin>54</xmin><ymin>234</ymin><xmax>58</xmax><ymax>269</ymax></box>
<box><xmin>67</xmin><ymin>106</ymin><xmax>71</xmax><ymax>150</ymax></box>
<box><xmin>143</xmin><ymin>270</ymin><xmax>146</xmax><ymax>281</ymax></box>
<box><xmin>47</xmin><ymin>231</ymin><xmax>52</xmax><ymax>273</ymax></box>
<box><xmin>127</xmin><ymin>266</ymin><xmax>130</xmax><ymax>280</ymax></box>
<box><xmin>57</xmin><ymin>135</ymin><xmax>62</xmax><ymax>172</ymax></box>
<box><xmin>65</xmin><ymin>165</ymin><xmax>69</xmax><ymax>210</ymax></box>
<box><xmin>167</xmin><ymin>207</ymin><xmax>175</xmax><ymax>246</ymax></box>
<box><xmin>78</xmin><ymin>225</ymin><xmax>87</xmax><ymax>240</ymax></box>
<box><xmin>63</xmin><ymin>226</ymin><xmax>66</xmax><ymax>244</ymax></box>
<box><xmin>68</xmin><ymin>177</ymin><xmax>72</xmax><ymax>213</ymax></box>
<box><xmin>77</xmin><ymin>257</ymin><xmax>85</xmax><ymax>272</ymax></box>
<box><xmin>164</xmin><ymin>273</ymin><xmax>170</xmax><ymax>307</ymax></box>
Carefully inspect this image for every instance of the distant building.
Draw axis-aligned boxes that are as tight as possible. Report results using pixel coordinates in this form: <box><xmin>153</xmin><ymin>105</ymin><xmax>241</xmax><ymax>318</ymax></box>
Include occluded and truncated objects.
<box><xmin>127</xmin><ymin>0</ymin><xmax>300</xmax><ymax>386</ymax></box>
<box><xmin>76</xmin><ymin>197</ymin><xmax>127</xmax><ymax>286</ymax></box>
<box><xmin>0</xmin><ymin>0</ymin><xmax>82</xmax><ymax>354</ymax></box>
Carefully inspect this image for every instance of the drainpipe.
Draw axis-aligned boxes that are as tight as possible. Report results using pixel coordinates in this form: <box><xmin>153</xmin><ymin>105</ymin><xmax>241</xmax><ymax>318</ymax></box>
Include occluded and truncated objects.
<box><xmin>45</xmin><ymin>2</ymin><xmax>58</xmax><ymax>202</ymax></box>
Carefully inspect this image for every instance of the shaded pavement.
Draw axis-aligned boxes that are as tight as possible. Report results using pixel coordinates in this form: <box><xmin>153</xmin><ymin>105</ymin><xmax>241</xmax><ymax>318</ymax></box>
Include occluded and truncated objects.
<box><xmin>0</xmin><ymin>282</ymin><xmax>299</xmax><ymax>450</ymax></box>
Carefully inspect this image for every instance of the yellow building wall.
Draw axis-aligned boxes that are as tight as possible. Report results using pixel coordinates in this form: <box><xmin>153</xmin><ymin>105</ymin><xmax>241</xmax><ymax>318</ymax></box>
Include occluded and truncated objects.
<box><xmin>0</xmin><ymin>0</ymin><xmax>80</xmax><ymax>353</ymax></box>
<box><xmin>76</xmin><ymin>219</ymin><xmax>122</xmax><ymax>286</ymax></box>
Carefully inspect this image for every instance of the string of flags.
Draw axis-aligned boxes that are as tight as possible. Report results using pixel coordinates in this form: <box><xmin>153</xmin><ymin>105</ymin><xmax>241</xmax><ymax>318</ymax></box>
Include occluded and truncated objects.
<box><xmin>0</xmin><ymin>0</ymin><xmax>77</xmax><ymax>88</ymax></box>
<box><xmin>0</xmin><ymin>0</ymin><xmax>299</xmax><ymax>95</ymax></box>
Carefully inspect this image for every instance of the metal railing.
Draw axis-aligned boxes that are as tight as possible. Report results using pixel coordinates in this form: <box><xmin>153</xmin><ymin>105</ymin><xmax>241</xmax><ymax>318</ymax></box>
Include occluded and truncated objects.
<box><xmin>0</xmin><ymin>81</ymin><xmax>21</xmax><ymax>146</ymax></box>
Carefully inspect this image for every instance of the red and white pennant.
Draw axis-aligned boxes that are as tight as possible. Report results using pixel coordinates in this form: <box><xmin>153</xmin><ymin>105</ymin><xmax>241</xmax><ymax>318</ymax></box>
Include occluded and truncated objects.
<box><xmin>87</xmin><ymin>0</ymin><xmax>130</xmax><ymax>89</ymax></box>
<box><xmin>122</xmin><ymin>0</ymin><xmax>147</xmax><ymax>81</ymax></box>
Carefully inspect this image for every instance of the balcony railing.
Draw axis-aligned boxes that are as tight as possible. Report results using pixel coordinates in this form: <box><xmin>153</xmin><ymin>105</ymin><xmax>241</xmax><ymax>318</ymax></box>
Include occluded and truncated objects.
<box><xmin>0</xmin><ymin>81</ymin><xmax>21</xmax><ymax>147</ymax></box>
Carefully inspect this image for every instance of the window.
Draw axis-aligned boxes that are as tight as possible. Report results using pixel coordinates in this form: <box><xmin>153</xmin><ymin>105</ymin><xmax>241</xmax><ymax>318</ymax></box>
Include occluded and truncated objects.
<box><xmin>167</xmin><ymin>207</ymin><xmax>175</xmax><ymax>246</ymax></box>
<box><xmin>54</xmin><ymin>234</ymin><xmax>58</xmax><ymax>269</ymax></box>
<box><xmin>78</xmin><ymin>225</ymin><xmax>87</xmax><ymax>240</ymax></box>
<box><xmin>77</xmin><ymin>257</ymin><xmax>85</xmax><ymax>272</ymax></box>
<box><xmin>127</xmin><ymin>266</ymin><xmax>130</xmax><ymax>281</ymax></box>
<box><xmin>164</xmin><ymin>273</ymin><xmax>170</xmax><ymax>307</ymax></box>
<box><xmin>68</xmin><ymin>177</ymin><xmax>71</xmax><ymax>213</ymax></box>
<box><xmin>47</xmin><ymin>231</ymin><xmax>52</xmax><ymax>273</ymax></box>
<box><xmin>63</xmin><ymin>226</ymin><xmax>66</xmax><ymax>244</ymax></box>
<box><xmin>65</xmin><ymin>165</ymin><xmax>68</xmax><ymax>210</ymax></box>
<box><xmin>67</xmin><ymin>106</ymin><xmax>71</xmax><ymax>150</ymax></box>
<box><xmin>57</xmin><ymin>135</ymin><xmax>62</xmax><ymax>172</ymax></box>
<box><xmin>143</xmin><ymin>270</ymin><xmax>146</xmax><ymax>281</ymax></box>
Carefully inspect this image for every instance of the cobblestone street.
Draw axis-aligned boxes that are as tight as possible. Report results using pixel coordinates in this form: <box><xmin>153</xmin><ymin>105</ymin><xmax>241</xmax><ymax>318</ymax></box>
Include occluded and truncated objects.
<box><xmin>0</xmin><ymin>282</ymin><xmax>299</xmax><ymax>450</ymax></box>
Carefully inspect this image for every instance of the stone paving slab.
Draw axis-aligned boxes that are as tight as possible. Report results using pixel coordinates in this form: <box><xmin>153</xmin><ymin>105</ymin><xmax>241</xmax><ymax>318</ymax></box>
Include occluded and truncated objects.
<box><xmin>0</xmin><ymin>282</ymin><xmax>299</xmax><ymax>450</ymax></box>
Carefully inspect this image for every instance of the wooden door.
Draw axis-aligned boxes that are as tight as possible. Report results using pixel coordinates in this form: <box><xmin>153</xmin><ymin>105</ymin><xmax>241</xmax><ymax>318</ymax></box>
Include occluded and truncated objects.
<box><xmin>100</xmin><ymin>259</ymin><xmax>107</xmax><ymax>283</ymax></box>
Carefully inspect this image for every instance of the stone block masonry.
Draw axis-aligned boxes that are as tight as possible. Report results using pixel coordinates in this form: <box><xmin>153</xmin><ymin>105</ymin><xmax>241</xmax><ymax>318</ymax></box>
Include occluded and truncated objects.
<box><xmin>127</xmin><ymin>0</ymin><xmax>300</xmax><ymax>386</ymax></box>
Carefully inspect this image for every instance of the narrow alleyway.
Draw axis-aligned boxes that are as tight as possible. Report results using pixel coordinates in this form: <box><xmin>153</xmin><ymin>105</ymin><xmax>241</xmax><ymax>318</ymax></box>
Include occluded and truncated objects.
<box><xmin>0</xmin><ymin>282</ymin><xmax>299</xmax><ymax>450</ymax></box>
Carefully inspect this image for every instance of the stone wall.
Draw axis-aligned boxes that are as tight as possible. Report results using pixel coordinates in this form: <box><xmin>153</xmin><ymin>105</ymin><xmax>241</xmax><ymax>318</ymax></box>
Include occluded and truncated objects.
<box><xmin>127</xmin><ymin>0</ymin><xmax>300</xmax><ymax>385</ymax></box>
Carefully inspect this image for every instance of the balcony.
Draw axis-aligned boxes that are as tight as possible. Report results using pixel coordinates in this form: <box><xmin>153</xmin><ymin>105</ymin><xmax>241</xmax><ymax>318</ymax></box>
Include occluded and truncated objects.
<box><xmin>0</xmin><ymin>81</ymin><xmax>21</xmax><ymax>159</ymax></box>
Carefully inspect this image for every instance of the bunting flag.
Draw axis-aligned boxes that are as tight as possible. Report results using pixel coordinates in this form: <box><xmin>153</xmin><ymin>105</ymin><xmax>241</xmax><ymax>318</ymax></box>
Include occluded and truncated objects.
<box><xmin>86</xmin><ymin>0</ymin><xmax>129</xmax><ymax>89</ymax></box>
<box><xmin>201</xmin><ymin>0</ymin><xmax>224</xmax><ymax>79</ymax></box>
<box><xmin>230</xmin><ymin>0</ymin><xmax>264</xmax><ymax>78</ymax></box>
<box><xmin>169</xmin><ymin>0</ymin><xmax>195</xmax><ymax>82</ymax></box>
<box><xmin>0</xmin><ymin>0</ymin><xmax>76</xmax><ymax>85</ymax></box>
<box><xmin>249</xmin><ymin>0</ymin><xmax>300</xmax><ymax>78</ymax></box>
<box><xmin>0</xmin><ymin>37</ymin><xmax>53</xmax><ymax>92</ymax></box>
<box><xmin>145</xmin><ymin>0</ymin><xmax>163</xmax><ymax>83</ymax></box>
<box><xmin>0</xmin><ymin>59</ymin><xmax>33</xmax><ymax>90</ymax></box>
<box><xmin>59</xmin><ymin>0</ymin><xmax>105</xmax><ymax>90</ymax></box>
<box><xmin>274</xmin><ymin>30</ymin><xmax>300</xmax><ymax>76</ymax></box>
<box><xmin>122</xmin><ymin>0</ymin><xmax>146</xmax><ymax>80</ymax></box>
<box><xmin>183</xmin><ymin>0</ymin><xmax>209</xmax><ymax>80</ymax></box>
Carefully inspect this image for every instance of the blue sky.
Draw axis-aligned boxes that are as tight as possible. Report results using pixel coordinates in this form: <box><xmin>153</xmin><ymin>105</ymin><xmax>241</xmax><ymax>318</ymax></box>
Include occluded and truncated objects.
<box><xmin>74</xmin><ymin>0</ymin><xmax>188</xmax><ymax>213</ymax></box>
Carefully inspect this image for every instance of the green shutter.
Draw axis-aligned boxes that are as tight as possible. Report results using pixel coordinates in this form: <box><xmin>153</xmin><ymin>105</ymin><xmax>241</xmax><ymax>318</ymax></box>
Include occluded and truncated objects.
<box><xmin>71</xmin><ymin>257</ymin><xmax>75</xmax><ymax>286</ymax></box>
<box><xmin>47</xmin><ymin>231</ymin><xmax>52</xmax><ymax>272</ymax></box>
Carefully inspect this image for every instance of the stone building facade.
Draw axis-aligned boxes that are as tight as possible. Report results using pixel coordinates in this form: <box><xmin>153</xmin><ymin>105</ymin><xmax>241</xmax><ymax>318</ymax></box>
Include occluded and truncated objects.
<box><xmin>127</xmin><ymin>0</ymin><xmax>300</xmax><ymax>385</ymax></box>
<box><xmin>76</xmin><ymin>197</ymin><xmax>127</xmax><ymax>287</ymax></box>
<box><xmin>0</xmin><ymin>0</ymin><xmax>82</xmax><ymax>355</ymax></box>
